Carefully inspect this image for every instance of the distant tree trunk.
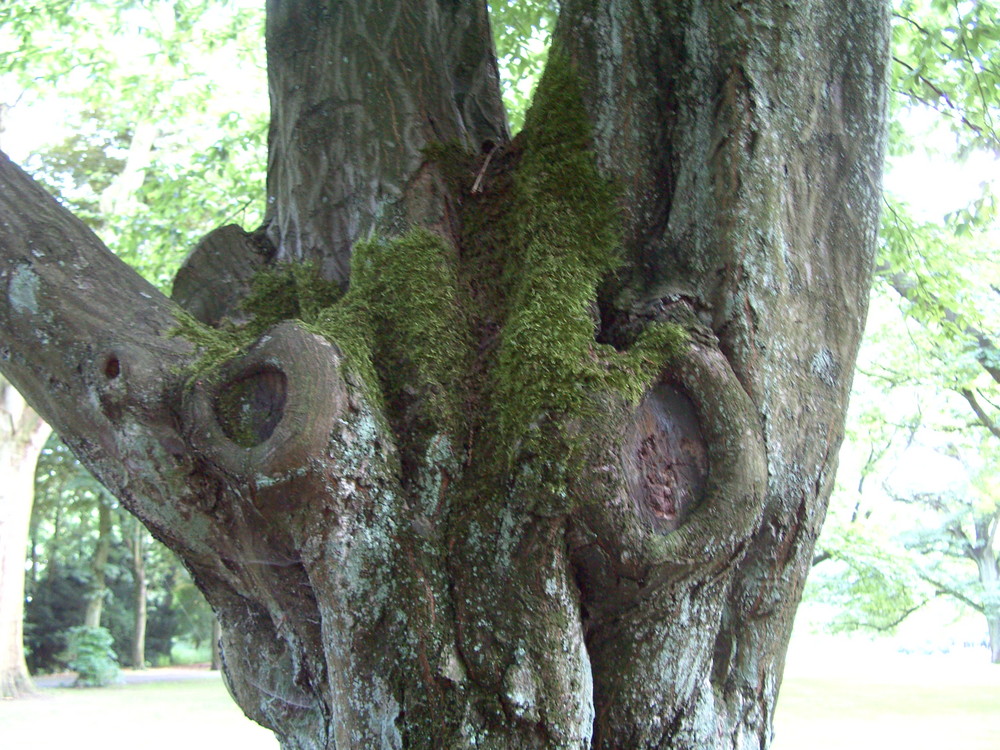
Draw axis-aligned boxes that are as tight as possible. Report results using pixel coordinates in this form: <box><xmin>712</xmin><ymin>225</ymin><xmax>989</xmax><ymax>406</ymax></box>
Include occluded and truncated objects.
<box><xmin>0</xmin><ymin>0</ymin><xmax>890</xmax><ymax>746</ymax></box>
<box><xmin>971</xmin><ymin>530</ymin><xmax>1000</xmax><ymax>664</ymax></box>
<box><xmin>83</xmin><ymin>501</ymin><xmax>112</xmax><ymax>629</ymax></box>
<box><xmin>0</xmin><ymin>377</ymin><xmax>50</xmax><ymax>698</ymax></box>
<box><xmin>129</xmin><ymin>517</ymin><xmax>147</xmax><ymax>668</ymax></box>
<box><xmin>988</xmin><ymin>615</ymin><xmax>1000</xmax><ymax>665</ymax></box>
<box><xmin>211</xmin><ymin>617</ymin><xmax>222</xmax><ymax>671</ymax></box>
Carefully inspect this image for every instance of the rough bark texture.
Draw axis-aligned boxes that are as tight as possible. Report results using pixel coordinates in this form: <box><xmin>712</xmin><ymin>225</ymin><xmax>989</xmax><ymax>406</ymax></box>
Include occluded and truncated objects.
<box><xmin>0</xmin><ymin>377</ymin><xmax>50</xmax><ymax>698</ymax></box>
<box><xmin>264</xmin><ymin>0</ymin><xmax>508</xmax><ymax>283</ymax></box>
<box><xmin>0</xmin><ymin>0</ymin><xmax>889</xmax><ymax>747</ymax></box>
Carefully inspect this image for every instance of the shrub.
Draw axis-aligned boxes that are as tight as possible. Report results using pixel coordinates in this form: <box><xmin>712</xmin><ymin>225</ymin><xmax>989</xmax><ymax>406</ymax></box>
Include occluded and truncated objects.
<box><xmin>63</xmin><ymin>626</ymin><xmax>121</xmax><ymax>687</ymax></box>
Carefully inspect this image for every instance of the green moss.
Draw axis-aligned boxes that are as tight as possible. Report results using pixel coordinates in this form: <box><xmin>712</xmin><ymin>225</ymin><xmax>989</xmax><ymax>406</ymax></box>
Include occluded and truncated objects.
<box><xmin>173</xmin><ymin>230</ymin><xmax>471</xmax><ymax>444</ymax></box>
<box><xmin>242</xmin><ymin>261</ymin><xmax>342</xmax><ymax>327</ymax></box>
<box><xmin>484</xmin><ymin>51</ymin><xmax>687</xmax><ymax>453</ymax></box>
<box><xmin>172</xmin><ymin>52</ymin><xmax>686</xmax><ymax>493</ymax></box>
<box><xmin>170</xmin><ymin>311</ymin><xmax>260</xmax><ymax>385</ymax></box>
<box><xmin>421</xmin><ymin>141</ymin><xmax>477</xmax><ymax>194</ymax></box>
<box><xmin>172</xmin><ymin>262</ymin><xmax>344</xmax><ymax>385</ymax></box>
<box><xmin>347</xmin><ymin>228</ymin><xmax>472</xmax><ymax>436</ymax></box>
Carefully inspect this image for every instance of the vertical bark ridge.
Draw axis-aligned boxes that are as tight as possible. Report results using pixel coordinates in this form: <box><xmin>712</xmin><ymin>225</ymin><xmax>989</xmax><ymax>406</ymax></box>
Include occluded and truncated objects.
<box><xmin>265</xmin><ymin>0</ymin><xmax>508</xmax><ymax>284</ymax></box>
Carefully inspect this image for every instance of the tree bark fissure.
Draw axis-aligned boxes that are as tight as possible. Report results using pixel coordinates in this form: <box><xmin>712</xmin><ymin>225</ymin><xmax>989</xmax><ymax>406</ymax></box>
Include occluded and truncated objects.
<box><xmin>0</xmin><ymin>0</ymin><xmax>889</xmax><ymax>747</ymax></box>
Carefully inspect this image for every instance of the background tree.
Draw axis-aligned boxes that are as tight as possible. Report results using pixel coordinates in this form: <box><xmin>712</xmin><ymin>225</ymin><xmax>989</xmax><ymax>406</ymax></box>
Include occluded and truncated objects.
<box><xmin>125</xmin><ymin>515</ymin><xmax>149</xmax><ymax>668</ymax></box>
<box><xmin>0</xmin><ymin>376</ymin><xmax>50</xmax><ymax>698</ymax></box>
<box><xmin>890</xmin><ymin>444</ymin><xmax>1000</xmax><ymax>663</ymax></box>
<box><xmin>806</xmin><ymin>0</ymin><xmax>1000</xmax><ymax>662</ymax></box>
<box><xmin>0</xmin><ymin>1</ymin><xmax>889</xmax><ymax>748</ymax></box>
<box><xmin>25</xmin><ymin>437</ymin><xmax>216</xmax><ymax>672</ymax></box>
<box><xmin>1</xmin><ymin>0</ymin><xmax>264</xmax><ymax>680</ymax></box>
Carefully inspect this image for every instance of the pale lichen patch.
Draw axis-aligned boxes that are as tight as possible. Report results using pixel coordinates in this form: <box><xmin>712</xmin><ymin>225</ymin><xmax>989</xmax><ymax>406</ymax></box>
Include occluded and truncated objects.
<box><xmin>8</xmin><ymin>263</ymin><xmax>40</xmax><ymax>314</ymax></box>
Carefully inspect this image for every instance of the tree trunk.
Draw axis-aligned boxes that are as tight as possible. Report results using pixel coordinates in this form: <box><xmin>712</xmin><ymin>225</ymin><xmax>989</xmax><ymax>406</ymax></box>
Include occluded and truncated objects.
<box><xmin>129</xmin><ymin>517</ymin><xmax>148</xmax><ymax>668</ymax></box>
<box><xmin>83</xmin><ymin>500</ymin><xmax>112</xmax><ymax>629</ymax></box>
<box><xmin>971</xmin><ymin>525</ymin><xmax>1000</xmax><ymax>664</ymax></box>
<box><xmin>0</xmin><ymin>377</ymin><xmax>51</xmax><ymax>698</ymax></box>
<box><xmin>211</xmin><ymin>616</ymin><xmax>222</xmax><ymax>671</ymax></box>
<box><xmin>0</xmin><ymin>0</ymin><xmax>889</xmax><ymax>747</ymax></box>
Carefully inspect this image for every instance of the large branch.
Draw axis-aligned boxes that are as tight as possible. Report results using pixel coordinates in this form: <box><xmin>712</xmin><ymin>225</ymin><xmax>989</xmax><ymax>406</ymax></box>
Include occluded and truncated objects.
<box><xmin>0</xmin><ymin>151</ymin><xmax>209</xmax><ymax>542</ymax></box>
<box><xmin>0</xmin><ymin>150</ymin><xmax>404</xmax><ymax>739</ymax></box>
<box><xmin>0</xmin><ymin>152</ymin><xmax>188</xmax><ymax>453</ymax></box>
<box><xmin>959</xmin><ymin>387</ymin><xmax>1000</xmax><ymax>439</ymax></box>
<box><xmin>265</xmin><ymin>0</ymin><xmax>508</xmax><ymax>283</ymax></box>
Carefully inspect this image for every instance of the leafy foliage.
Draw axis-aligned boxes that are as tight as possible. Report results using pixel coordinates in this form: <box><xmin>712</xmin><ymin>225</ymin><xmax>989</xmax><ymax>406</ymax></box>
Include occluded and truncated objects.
<box><xmin>27</xmin><ymin>436</ymin><xmax>215</xmax><ymax>671</ymax></box>
<box><xmin>892</xmin><ymin>0</ymin><xmax>1000</xmax><ymax>156</ymax></box>
<box><xmin>488</xmin><ymin>0</ymin><xmax>556</xmax><ymax>132</ymax></box>
<box><xmin>63</xmin><ymin>626</ymin><xmax>120</xmax><ymax>687</ymax></box>
<box><xmin>1</xmin><ymin>0</ymin><xmax>267</xmax><ymax>290</ymax></box>
<box><xmin>804</xmin><ymin>2</ymin><xmax>1000</xmax><ymax>659</ymax></box>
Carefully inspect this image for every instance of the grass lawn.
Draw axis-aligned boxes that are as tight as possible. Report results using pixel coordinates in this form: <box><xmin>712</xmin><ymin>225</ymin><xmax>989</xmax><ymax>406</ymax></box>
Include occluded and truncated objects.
<box><xmin>2</xmin><ymin>640</ymin><xmax>997</xmax><ymax>749</ymax></box>
<box><xmin>0</xmin><ymin>672</ymin><xmax>278</xmax><ymax>749</ymax></box>
<box><xmin>773</xmin><ymin>635</ymin><xmax>1000</xmax><ymax>749</ymax></box>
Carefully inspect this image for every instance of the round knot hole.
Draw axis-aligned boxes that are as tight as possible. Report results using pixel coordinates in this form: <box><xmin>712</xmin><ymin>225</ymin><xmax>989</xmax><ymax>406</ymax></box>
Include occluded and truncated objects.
<box><xmin>104</xmin><ymin>355</ymin><xmax>120</xmax><ymax>380</ymax></box>
<box><xmin>213</xmin><ymin>366</ymin><xmax>288</xmax><ymax>448</ymax></box>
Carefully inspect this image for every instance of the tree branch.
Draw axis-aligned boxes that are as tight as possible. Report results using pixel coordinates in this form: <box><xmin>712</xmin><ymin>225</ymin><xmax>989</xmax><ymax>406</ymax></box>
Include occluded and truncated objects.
<box><xmin>916</xmin><ymin>570</ymin><xmax>985</xmax><ymax>613</ymax></box>
<box><xmin>0</xmin><ymin>149</ymin><xmax>208</xmax><ymax>551</ymax></box>
<box><xmin>838</xmin><ymin>597</ymin><xmax>931</xmax><ymax>633</ymax></box>
<box><xmin>877</xmin><ymin>260</ymin><xmax>1000</xmax><ymax>386</ymax></box>
<box><xmin>959</xmin><ymin>387</ymin><xmax>1000</xmax><ymax>439</ymax></box>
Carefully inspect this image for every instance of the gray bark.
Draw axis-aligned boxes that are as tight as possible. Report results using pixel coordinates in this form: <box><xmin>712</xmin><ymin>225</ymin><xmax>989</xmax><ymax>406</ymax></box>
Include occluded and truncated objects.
<box><xmin>264</xmin><ymin>0</ymin><xmax>508</xmax><ymax>284</ymax></box>
<box><xmin>0</xmin><ymin>0</ymin><xmax>889</xmax><ymax>747</ymax></box>
<box><xmin>553</xmin><ymin>1</ymin><xmax>889</xmax><ymax>744</ymax></box>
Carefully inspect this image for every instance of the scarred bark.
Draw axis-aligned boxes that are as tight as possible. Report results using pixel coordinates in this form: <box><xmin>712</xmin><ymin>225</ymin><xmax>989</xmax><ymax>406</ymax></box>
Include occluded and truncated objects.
<box><xmin>551</xmin><ymin>1</ymin><xmax>890</xmax><ymax>743</ymax></box>
<box><xmin>0</xmin><ymin>0</ymin><xmax>889</xmax><ymax>747</ymax></box>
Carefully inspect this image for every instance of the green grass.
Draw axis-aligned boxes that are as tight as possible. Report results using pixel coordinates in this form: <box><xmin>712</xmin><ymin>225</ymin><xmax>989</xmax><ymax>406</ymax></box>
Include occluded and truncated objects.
<box><xmin>2</xmin><ymin>646</ymin><xmax>997</xmax><ymax>749</ymax></box>
<box><xmin>0</xmin><ymin>673</ymin><xmax>278</xmax><ymax>749</ymax></box>
<box><xmin>774</xmin><ymin>678</ymin><xmax>1000</xmax><ymax>749</ymax></box>
<box><xmin>773</xmin><ymin>636</ymin><xmax>1000</xmax><ymax>749</ymax></box>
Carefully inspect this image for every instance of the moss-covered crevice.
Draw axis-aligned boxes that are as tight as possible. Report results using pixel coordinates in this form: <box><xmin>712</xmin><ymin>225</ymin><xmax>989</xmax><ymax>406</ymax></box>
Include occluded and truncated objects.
<box><xmin>449</xmin><ymin>49</ymin><xmax>688</xmax><ymax>494</ymax></box>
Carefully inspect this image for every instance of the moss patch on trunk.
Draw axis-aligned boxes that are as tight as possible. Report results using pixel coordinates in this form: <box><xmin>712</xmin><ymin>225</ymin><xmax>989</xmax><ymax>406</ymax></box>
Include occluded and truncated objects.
<box><xmin>173</xmin><ymin>50</ymin><xmax>685</xmax><ymax>489</ymax></box>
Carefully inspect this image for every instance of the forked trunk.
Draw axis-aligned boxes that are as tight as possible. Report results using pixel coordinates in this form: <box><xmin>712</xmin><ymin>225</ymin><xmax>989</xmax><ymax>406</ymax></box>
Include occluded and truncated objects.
<box><xmin>0</xmin><ymin>0</ymin><xmax>889</xmax><ymax>746</ymax></box>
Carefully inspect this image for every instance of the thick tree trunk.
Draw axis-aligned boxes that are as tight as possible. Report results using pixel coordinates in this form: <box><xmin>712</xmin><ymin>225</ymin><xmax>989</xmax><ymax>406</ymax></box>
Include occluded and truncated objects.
<box><xmin>0</xmin><ymin>0</ymin><xmax>889</xmax><ymax>747</ymax></box>
<box><xmin>0</xmin><ymin>378</ymin><xmax>51</xmax><ymax>698</ymax></box>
